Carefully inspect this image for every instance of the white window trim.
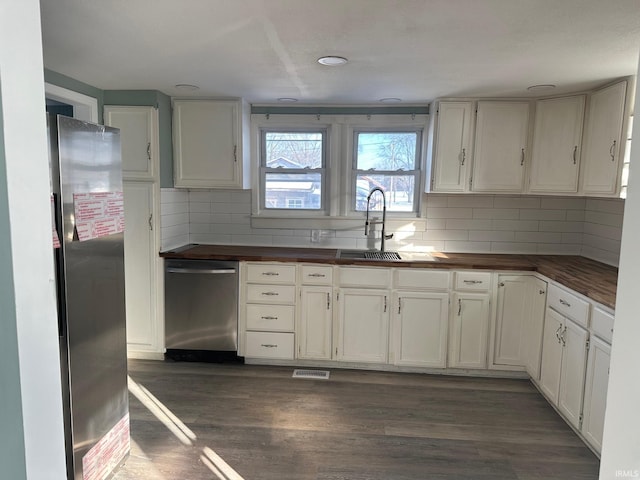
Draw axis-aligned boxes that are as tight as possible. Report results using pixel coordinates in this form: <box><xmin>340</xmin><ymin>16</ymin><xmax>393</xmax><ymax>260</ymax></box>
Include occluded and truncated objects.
<box><xmin>250</xmin><ymin>113</ymin><xmax>428</xmax><ymax>229</ymax></box>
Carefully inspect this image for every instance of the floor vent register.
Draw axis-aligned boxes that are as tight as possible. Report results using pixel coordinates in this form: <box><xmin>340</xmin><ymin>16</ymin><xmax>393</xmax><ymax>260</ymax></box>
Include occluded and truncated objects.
<box><xmin>292</xmin><ymin>369</ymin><xmax>330</xmax><ymax>380</ymax></box>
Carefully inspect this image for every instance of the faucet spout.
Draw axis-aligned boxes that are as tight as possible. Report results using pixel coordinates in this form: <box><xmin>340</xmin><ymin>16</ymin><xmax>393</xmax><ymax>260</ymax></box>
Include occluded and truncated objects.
<box><xmin>365</xmin><ymin>187</ymin><xmax>393</xmax><ymax>253</ymax></box>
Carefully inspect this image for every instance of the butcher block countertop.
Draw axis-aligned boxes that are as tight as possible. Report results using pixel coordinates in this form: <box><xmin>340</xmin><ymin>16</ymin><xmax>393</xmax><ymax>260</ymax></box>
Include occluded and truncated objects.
<box><xmin>161</xmin><ymin>245</ymin><xmax>618</xmax><ymax>309</ymax></box>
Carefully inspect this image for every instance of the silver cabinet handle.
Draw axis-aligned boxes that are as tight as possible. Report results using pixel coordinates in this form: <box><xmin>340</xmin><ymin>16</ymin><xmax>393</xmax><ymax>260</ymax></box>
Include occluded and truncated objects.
<box><xmin>555</xmin><ymin>324</ymin><xmax>562</xmax><ymax>343</ymax></box>
<box><xmin>461</xmin><ymin>148</ymin><xmax>466</xmax><ymax>166</ymax></box>
<box><xmin>262</xmin><ymin>272</ymin><xmax>279</xmax><ymax>276</ymax></box>
<box><xmin>559</xmin><ymin>299</ymin><xmax>571</xmax><ymax>307</ymax></box>
<box><xmin>458</xmin><ymin>298</ymin><xmax>462</xmax><ymax>316</ymax></box>
<box><xmin>610</xmin><ymin>140</ymin><xmax>617</xmax><ymax>161</ymax></box>
<box><xmin>148</xmin><ymin>213</ymin><xmax>153</xmax><ymax>231</ymax></box>
<box><xmin>573</xmin><ymin>145</ymin><xmax>577</xmax><ymax>165</ymax></box>
<box><xmin>520</xmin><ymin>148</ymin><xmax>525</xmax><ymax>166</ymax></box>
<box><xmin>560</xmin><ymin>326</ymin><xmax>567</xmax><ymax>346</ymax></box>
<box><xmin>499</xmin><ymin>282</ymin><xmax>505</xmax><ymax>287</ymax></box>
<box><xmin>147</xmin><ymin>142</ymin><xmax>151</xmax><ymax>160</ymax></box>
<box><xmin>261</xmin><ymin>316</ymin><xmax>278</xmax><ymax>320</ymax></box>
<box><xmin>261</xmin><ymin>292</ymin><xmax>279</xmax><ymax>296</ymax></box>
<box><xmin>308</xmin><ymin>273</ymin><xmax>326</xmax><ymax>277</ymax></box>
<box><xmin>261</xmin><ymin>344</ymin><xmax>278</xmax><ymax>348</ymax></box>
<box><xmin>539</xmin><ymin>289</ymin><xmax>545</xmax><ymax>295</ymax></box>
<box><xmin>384</xmin><ymin>295</ymin><xmax>387</xmax><ymax>313</ymax></box>
<box><xmin>398</xmin><ymin>297</ymin><xmax>402</xmax><ymax>314</ymax></box>
<box><xmin>463</xmin><ymin>280</ymin><xmax>483</xmax><ymax>285</ymax></box>
<box><xmin>233</xmin><ymin>144</ymin><xmax>237</xmax><ymax>162</ymax></box>
<box><xmin>327</xmin><ymin>292</ymin><xmax>330</xmax><ymax>310</ymax></box>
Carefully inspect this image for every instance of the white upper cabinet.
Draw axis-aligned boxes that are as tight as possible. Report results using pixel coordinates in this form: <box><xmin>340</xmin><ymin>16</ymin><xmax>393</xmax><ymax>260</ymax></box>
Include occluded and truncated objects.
<box><xmin>172</xmin><ymin>99</ymin><xmax>250</xmax><ymax>189</ymax></box>
<box><xmin>430</xmin><ymin>101</ymin><xmax>474</xmax><ymax>192</ymax></box>
<box><xmin>104</xmin><ymin>106</ymin><xmax>158</xmax><ymax>180</ymax></box>
<box><xmin>472</xmin><ymin>101</ymin><xmax>530</xmax><ymax>192</ymax></box>
<box><xmin>529</xmin><ymin>95</ymin><xmax>585</xmax><ymax>193</ymax></box>
<box><xmin>581</xmin><ymin>80</ymin><xmax>628</xmax><ymax>196</ymax></box>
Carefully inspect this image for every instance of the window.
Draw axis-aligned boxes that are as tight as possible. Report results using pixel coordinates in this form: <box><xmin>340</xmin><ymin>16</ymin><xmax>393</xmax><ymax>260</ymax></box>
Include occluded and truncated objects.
<box><xmin>260</xmin><ymin>130</ymin><xmax>326</xmax><ymax>211</ymax></box>
<box><xmin>353</xmin><ymin>130</ymin><xmax>421</xmax><ymax>213</ymax></box>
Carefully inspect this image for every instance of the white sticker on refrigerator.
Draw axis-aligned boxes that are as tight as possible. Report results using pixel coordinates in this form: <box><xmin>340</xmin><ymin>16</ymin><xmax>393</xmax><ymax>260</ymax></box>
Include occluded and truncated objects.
<box><xmin>73</xmin><ymin>191</ymin><xmax>124</xmax><ymax>241</ymax></box>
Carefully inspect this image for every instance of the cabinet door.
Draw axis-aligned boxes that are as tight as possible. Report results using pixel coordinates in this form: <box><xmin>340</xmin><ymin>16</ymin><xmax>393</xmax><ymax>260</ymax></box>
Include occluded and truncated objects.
<box><xmin>522</xmin><ymin>278</ymin><xmax>548</xmax><ymax>380</ymax></box>
<box><xmin>581</xmin><ymin>336</ymin><xmax>611</xmax><ymax>453</ymax></box>
<box><xmin>539</xmin><ymin>308</ymin><xmax>564</xmax><ymax>403</ymax></box>
<box><xmin>393</xmin><ymin>292</ymin><xmax>449</xmax><ymax>368</ymax></box>
<box><xmin>298</xmin><ymin>286</ymin><xmax>332</xmax><ymax>360</ymax></box>
<box><xmin>448</xmin><ymin>293</ymin><xmax>490</xmax><ymax>369</ymax></box>
<box><xmin>432</xmin><ymin>101</ymin><xmax>473</xmax><ymax>192</ymax></box>
<box><xmin>173</xmin><ymin>100</ymin><xmax>242</xmax><ymax>188</ymax></box>
<box><xmin>472</xmin><ymin>101</ymin><xmax>529</xmax><ymax>192</ymax></box>
<box><xmin>493</xmin><ymin>275</ymin><xmax>530</xmax><ymax>368</ymax></box>
<box><xmin>337</xmin><ymin>288</ymin><xmax>389</xmax><ymax>363</ymax></box>
<box><xmin>104</xmin><ymin>106</ymin><xmax>157</xmax><ymax>180</ymax></box>
<box><xmin>581</xmin><ymin>81</ymin><xmax>627</xmax><ymax>195</ymax></box>
<box><xmin>529</xmin><ymin>95</ymin><xmax>585</xmax><ymax>193</ymax></box>
<box><xmin>558</xmin><ymin>319</ymin><xmax>589</xmax><ymax>429</ymax></box>
<box><xmin>123</xmin><ymin>182</ymin><xmax>159</xmax><ymax>352</ymax></box>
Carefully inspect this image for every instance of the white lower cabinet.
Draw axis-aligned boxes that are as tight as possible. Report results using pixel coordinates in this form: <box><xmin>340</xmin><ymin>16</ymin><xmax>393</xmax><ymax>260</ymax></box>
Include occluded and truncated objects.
<box><xmin>298</xmin><ymin>286</ymin><xmax>333</xmax><ymax>360</ymax></box>
<box><xmin>492</xmin><ymin>275</ymin><xmax>547</xmax><ymax>372</ymax></box>
<box><xmin>336</xmin><ymin>288</ymin><xmax>390</xmax><ymax>363</ymax></box>
<box><xmin>539</xmin><ymin>307</ymin><xmax>589</xmax><ymax>430</ymax></box>
<box><xmin>245</xmin><ymin>331</ymin><xmax>294</xmax><ymax>359</ymax></box>
<box><xmin>393</xmin><ymin>292</ymin><xmax>449</xmax><ymax>367</ymax></box>
<box><xmin>581</xmin><ymin>336</ymin><xmax>611</xmax><ymax>453</ymax></box>
<box><xmin>448</xmin><ymin>292</ymin><xmax>490</xmax><ymax>369</ymax></box>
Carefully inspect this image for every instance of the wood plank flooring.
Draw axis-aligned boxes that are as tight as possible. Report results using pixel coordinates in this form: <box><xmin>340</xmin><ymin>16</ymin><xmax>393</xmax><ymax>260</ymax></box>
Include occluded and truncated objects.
<box><xmin>113</xmin><ymin>360</ymin><xmax>599</xmax><ymax>480</ymax></box>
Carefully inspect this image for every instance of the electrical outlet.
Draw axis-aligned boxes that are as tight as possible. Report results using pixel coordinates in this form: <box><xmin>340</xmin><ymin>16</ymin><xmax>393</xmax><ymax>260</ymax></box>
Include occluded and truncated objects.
<box><xmin>311</xmin><ymin>230</ymin><xmax>321</xmax><ymax>242</ymax></box>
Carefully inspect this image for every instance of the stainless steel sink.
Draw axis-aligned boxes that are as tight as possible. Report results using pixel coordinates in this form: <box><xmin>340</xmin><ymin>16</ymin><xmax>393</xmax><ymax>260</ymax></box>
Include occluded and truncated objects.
<box><xmin>337</xmin><ymin>250</ymin><xmax>402</xmax><ymax>260</ymax></box>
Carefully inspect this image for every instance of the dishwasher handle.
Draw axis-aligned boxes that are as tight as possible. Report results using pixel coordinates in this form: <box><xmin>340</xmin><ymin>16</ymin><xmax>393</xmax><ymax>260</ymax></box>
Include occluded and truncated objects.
<box><xmin>166</xmin><ymin>267</ymin><xmax>236</xmax><ymax>274</ymax></box>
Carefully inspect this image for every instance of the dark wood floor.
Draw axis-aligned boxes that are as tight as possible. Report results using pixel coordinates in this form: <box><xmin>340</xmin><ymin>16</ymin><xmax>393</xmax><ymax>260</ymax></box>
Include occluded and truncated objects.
<box><xmin>113</xmin><ymin>360</ymin><xmax>599</xmax><ymax>480</ymax></box>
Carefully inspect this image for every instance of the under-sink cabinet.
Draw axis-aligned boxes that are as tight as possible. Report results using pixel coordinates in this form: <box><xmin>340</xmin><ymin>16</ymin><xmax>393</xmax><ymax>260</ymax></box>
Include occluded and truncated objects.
<box><xmin>335</xmin><ymin>267</ymin><xmax>391</xmax><ymax>363</ymax></box>
<box><xmin>391</xmin><ymin>269</ymin><xmax>450</xmax><ymax>368</ymax></box>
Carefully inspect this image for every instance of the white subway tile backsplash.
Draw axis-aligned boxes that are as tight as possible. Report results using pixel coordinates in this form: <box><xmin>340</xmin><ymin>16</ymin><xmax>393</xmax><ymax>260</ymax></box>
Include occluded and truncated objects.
<box><xmin>519</xmin><ymin>209</ymin><xmax>567</xmax><ymax>221</ymax></box>
<box><xmin>159</xmin><ymin>189</ymin><xmax>624</xmax><ymax>266</ymax></box>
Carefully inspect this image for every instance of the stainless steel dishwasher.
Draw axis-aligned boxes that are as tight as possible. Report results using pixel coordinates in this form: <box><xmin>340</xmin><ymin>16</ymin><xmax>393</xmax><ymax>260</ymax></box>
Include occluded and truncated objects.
<box><xmin>165</xmin><ymin>259</ymin><xmax>239</xmax><ymax>358</ymax></box>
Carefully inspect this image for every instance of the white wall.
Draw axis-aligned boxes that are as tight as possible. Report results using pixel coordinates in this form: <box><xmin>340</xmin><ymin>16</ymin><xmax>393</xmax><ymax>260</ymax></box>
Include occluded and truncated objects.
<box><xmin>599</xmin><ymin>53</ymin><xmax>640</xmax><ymax>479</ymax></box>
<box><xmin>161</xmin><ymin>188</ymin><xmax>624</xmax><ymax>265</ymax></box>
<box><xmin>0</xmin><ymin>1</ymin><xmax>67</xmax><ymax>478</ymax></box>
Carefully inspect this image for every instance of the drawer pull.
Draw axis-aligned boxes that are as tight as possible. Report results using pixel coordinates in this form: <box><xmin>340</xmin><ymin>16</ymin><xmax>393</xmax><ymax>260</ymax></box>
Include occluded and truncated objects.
<box><xmin>260</xmin><ymin>344</ymin><xmax>278</xmax><ymax>348</ymax></box>
<box><xmin>262</xmin><ymin>272</ymin><xmax>280</xmax><ymax>276</ymax></box>
<box><xmin>261</xmin><ymin>292</ymin><xmax>279</xmax><ymax>296</ymax></box>
<box><xmin>308</xmin><ymin>273</ymin><xmax>326</xmax><ymax>277</ymax></box>
<box><xmin>260</xmin><ymin>316</ymin><xmax>278</xmax><ymax>320</ymax></box>
<box><xmin>559</xmin><ymin>299</ymin><xmax>571</xmax><ymax>307</ymax></box>
<box><xmin>463</xmin><ymin>280</ymin><xmax>483</xmax><ymax>285</ymax></box>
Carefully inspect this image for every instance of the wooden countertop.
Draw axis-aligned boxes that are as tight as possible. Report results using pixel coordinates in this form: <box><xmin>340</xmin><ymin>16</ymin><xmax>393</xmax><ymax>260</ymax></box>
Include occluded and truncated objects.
<box><xmin>161</xmin><ymin>244</ymin><xmax>618</xmax><ymax>309</ymax></box>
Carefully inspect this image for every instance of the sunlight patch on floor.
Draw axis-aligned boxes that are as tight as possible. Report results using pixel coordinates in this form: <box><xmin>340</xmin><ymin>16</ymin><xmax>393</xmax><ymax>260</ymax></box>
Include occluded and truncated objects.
<box><xmin>201</xmin><ymin>446</ymin><xmax>246</xmax><ymax>480</ymax></box>
<box><xmin>128</xmin><ymin>376</ymin><xmax>197</xmax><ymax>446</ymax></box>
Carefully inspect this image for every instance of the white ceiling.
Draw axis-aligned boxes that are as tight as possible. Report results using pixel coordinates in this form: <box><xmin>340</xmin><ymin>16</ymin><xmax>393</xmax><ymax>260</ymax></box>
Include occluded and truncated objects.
<box><xmin>40</xmin><ymin>0</ymin><xmax>640</xmax><ymax>104</ymax></box>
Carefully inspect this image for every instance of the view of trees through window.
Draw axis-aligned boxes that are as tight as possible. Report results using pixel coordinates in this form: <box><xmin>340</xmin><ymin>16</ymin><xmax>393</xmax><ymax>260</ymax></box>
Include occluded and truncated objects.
<box><xmin>355</xmin><ymin>132</ymin><xmax>419</xmax><ymax>212</ymax></box>
<box><xmin>262</xmin><ymin>131</ymin><xmax>324</xmax><ymax>209</ymax></box>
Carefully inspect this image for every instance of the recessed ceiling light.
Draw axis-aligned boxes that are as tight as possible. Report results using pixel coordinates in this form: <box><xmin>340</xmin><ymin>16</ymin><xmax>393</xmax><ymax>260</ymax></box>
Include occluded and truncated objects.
<box><xmin>527</xmin><ymin>84</ymin><xmax>556</xmax><ymax>92</ymax></box>
<box><xmin>379</xmin><ymin>98</ymin><xmax>402</xmax><ymax>103</ymax></box>
<box><xmin>277</xmin><ymin>97</ymin><xmax>298</xmax><ymax>103</ymax></box>
<box><xmin>317</xmin><ymin>56</ymin><xmax>348</xmax><ymax>66</ymax></box>
<box><xmin>174</xmin><ymin>84</ymin><xmax>200</xmax><ymax>92</ymax></box>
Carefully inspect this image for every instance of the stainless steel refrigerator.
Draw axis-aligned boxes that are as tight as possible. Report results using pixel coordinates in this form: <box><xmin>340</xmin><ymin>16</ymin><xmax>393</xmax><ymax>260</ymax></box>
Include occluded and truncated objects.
<box><xmin>49</xmin><ymin>114</ymin><xmax>130</xmax><ymax>480</ymax></box>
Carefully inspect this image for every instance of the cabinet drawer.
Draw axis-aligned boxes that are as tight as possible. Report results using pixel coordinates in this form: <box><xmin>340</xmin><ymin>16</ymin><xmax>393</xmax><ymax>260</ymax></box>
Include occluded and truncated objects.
<box><xmin>246</xmin><ymin>304</ymin><xmax>295</xmax><ymax>331</ymax></box>
<box><xmin>394</xmin><ymin>269</ymin><xmax>450</xmax><ymax>290</ymax></box>
<box><xmin>246</xmin><ymin>284</ymin><xmax>296</xmax><ymax>304</ymax></box>
<box><xmin>591</xmin><ymin>307</ymin><xmax>614</xmax><ymax>343</ymax></box>
<box><xmin>301</xmin><ymin>265</ymin><xmax>333</xmax><ymax>285</ymax></box>
<box><xmin>246</xmin><ymin>263</ymin><xmax>296</xmax><ymax>284</ymax></box>
<box><xmin>454</xmin><ymin>271</ymin><xmax>492</xmax><ymax>291</ymax></box>
<box><xmin>245</xmin><ymin>331</ymin><xmax>294</xmax><ymax>359</ymax></box>
<box><xmin>338</xmin><ymin>267</ymin><xmax>390</xmax><ymax>288</ymax></box>
<box><xmin>547</xmin><ymin>284</ymin><xmax>589</xmax><ymax>327</ymax></box>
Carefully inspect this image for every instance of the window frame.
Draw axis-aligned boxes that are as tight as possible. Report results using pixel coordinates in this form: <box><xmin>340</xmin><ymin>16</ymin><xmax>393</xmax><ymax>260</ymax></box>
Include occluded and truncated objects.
<box><xmin>259</xmin><ymin>126</ymin><xmax>329</xmax><ymax>214</ymax></box>
<box><xmin>349</xmin><ymin>127</ymin><xmax>423</xmax><ymax>216</ymax></box>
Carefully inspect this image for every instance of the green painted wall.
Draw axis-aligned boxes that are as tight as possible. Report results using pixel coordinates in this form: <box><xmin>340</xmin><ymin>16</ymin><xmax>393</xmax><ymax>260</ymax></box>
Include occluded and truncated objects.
<box><xmin>104</xmin><ymin>90</ymin><xmax>174</xmax><ymax>187</ymax></box>
<box><xmin>44</xmin><ymin>69</ymin><xmax>104</xmax><ymax>123</ymax></box>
